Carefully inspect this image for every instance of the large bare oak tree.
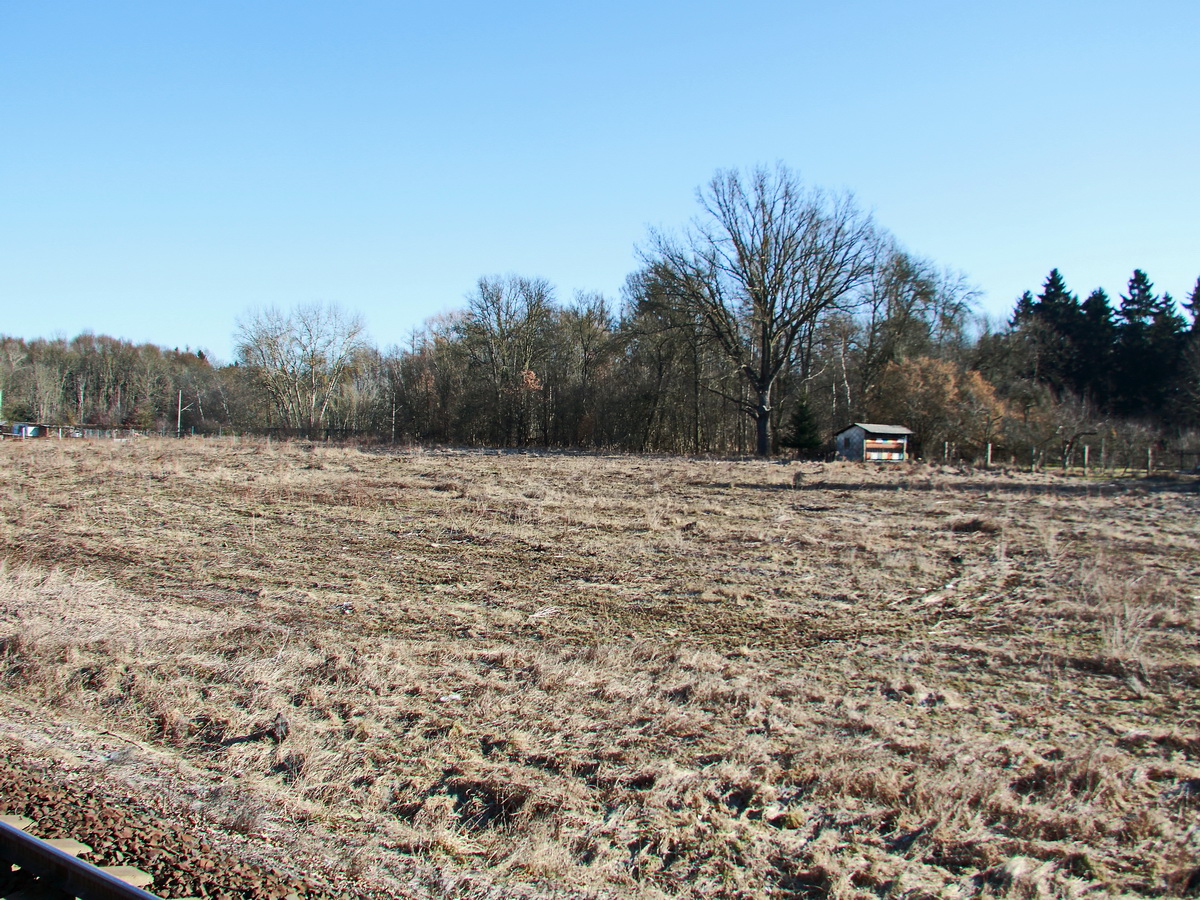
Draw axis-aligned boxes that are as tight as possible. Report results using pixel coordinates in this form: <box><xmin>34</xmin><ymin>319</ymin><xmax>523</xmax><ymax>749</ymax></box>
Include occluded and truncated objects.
<box><xmin>235</xmin><ymin>303</ymin><xmax>367</xmax><ymax>437</ymax></box>
<box><xmin>642</xmin><ymin>165</ymin><xmax>876</xmax><ymax>456</ymax></box>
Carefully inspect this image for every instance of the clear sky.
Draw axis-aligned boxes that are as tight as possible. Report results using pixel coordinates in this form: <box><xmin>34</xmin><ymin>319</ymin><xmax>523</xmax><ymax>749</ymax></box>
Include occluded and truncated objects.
<box><xmin>2</xmin><ymin>1</ymin><xmax>1197</xmax><ymax>362</ymax></box>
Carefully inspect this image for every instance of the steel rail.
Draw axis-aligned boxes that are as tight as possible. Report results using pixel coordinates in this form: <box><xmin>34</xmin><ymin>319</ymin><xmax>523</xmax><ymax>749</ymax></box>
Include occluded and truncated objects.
<box><xmin>0</xmin><ymin>817</ymin><xmax>164</xmax><ymax>900</ymax></box>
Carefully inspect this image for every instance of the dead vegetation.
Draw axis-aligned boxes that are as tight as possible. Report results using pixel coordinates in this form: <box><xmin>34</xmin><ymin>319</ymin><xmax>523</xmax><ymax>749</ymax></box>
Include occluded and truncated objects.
<box><xmin>1</xmin><ymin>438</ymin><xmax>1199</xmax><ymax>898</ymax></box>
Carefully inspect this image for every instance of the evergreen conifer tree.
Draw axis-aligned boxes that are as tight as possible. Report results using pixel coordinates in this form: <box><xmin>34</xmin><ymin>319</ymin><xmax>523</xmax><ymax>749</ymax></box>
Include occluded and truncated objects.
<box><xmin>1038</xmin><ymin>269</ymin><xmax>1079</xmax><ymax>322</ymax></box>
<box><xmin>1114</xmin><ymin>270</ymin><xmax>1186</xmax><ymax>417</ymax></box>
<box><xmin>1036</xmin><ymin>269</ymin><xmax>1083</xmax><ymax>393</ymax></box>
<box><xmin>1010</xmin><ymin>291</ymin><xmax>1036</xmax><ymax>328</ymax></box>
<box><xmin>1119</xmin><ymin>269</ymin><xmax>1157</xmax><ymax>328</ymax></box>
<box><xmin>1077</xmin><ymin>288</ymin><xmax>1116</xmax><ymax>408</ymax></box>
<box><xmin>1183</xmin><ymin>276</ymin><xmax>1200</xmax><ymax>332</ymax></box>
<box><xmin>779</xmin><ymin>398</ymin><xmax>823</xmax><ymax>456</ymax></box>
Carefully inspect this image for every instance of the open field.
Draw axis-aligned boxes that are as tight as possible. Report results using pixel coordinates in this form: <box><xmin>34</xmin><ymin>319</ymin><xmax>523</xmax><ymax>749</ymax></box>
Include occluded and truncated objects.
<box><xmin>1</xmin><ymin>438</ymin><xmax>1199</xmax><ymax>899</ymax></box>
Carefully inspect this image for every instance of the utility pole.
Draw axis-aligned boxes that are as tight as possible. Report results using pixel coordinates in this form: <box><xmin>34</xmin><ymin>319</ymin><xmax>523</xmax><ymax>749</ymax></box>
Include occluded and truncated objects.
<box><xmin>177</xmin><ymin>390</ymin><xmax>194</xmax><ymax>437</ymax></box>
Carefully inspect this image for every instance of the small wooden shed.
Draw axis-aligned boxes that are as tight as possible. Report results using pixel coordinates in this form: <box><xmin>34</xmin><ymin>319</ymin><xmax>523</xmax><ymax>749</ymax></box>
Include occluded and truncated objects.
<box><xmin>2</xmin><ymin>422</ymin><xmax>82</xmax><ymax>439</ymax></box>
<box><xmin>835</xmin><ymin>423</ymin><xmax>913</xmax><ymax>462</ymax></box>
<box><xmin>6</xmin><ymin>422</ymin><xmax>46</xmax><ymax>439</ymax></box>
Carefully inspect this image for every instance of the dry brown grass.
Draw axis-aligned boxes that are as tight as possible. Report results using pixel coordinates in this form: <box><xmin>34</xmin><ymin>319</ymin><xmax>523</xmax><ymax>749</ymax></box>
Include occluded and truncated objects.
<box><xmin>2</xmin><ymin>438</ymin><xmax>1199</xmax><ymax>898</ymax></box>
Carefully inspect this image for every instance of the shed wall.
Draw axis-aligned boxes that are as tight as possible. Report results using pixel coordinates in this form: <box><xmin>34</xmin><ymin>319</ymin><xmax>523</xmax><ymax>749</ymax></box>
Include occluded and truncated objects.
<box><xmin>836</xmin><ymin>427</ymin><xmax>865</xmax><ymax>460</ymax></box>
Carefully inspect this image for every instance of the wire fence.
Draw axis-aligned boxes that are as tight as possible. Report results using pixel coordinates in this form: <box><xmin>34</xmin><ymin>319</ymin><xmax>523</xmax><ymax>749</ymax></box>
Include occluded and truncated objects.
<box><xmin>934</xmin><ymin>441</ymin><xmax>1200</xmax><ymax>475</ymax></box>
<box><xmin>6</xmin><ymin>422</ymin><xmax>1200</xmax><ymax>477</ymax></box>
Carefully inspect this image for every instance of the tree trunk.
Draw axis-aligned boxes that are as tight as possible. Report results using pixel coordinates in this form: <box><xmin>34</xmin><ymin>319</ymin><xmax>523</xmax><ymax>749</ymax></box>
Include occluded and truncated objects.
<box><xmin>754</xmin><ymin>388</ymin><xmax>772</xmax><ymax>457</ymax></box>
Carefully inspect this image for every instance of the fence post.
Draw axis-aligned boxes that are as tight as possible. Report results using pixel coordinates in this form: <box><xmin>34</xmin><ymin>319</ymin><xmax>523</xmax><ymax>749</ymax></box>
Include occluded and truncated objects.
<box><xmin>986</xmin><ymin>443</ymin><xmax>992</xmax><ymax>467</ymax></box>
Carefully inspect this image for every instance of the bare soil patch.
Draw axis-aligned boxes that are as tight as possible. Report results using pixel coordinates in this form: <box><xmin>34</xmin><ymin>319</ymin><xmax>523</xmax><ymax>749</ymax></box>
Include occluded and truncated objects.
<box><xmin>1</xmin><ymin>438</ymin><xmax>1199</xmax><ymax>898</ymax></box>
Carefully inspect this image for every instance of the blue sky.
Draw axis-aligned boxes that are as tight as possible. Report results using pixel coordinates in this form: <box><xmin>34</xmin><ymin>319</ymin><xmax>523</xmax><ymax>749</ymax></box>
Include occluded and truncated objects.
<box><xmin>2</xmin><ymin>1</ymin><xmax>1197</xmax><ymax>361</ymax></box>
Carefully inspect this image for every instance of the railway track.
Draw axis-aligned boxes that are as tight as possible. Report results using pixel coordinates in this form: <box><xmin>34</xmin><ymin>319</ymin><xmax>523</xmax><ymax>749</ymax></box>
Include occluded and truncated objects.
<box><xmin>1</xmin><ymin>814</ymin><xmax>162</xmax><ymax>899</ymax></box>
<box><xmin>0</xmin><ymin>747</ymin><xmax>341</xmax><ymax>900</ymax></box>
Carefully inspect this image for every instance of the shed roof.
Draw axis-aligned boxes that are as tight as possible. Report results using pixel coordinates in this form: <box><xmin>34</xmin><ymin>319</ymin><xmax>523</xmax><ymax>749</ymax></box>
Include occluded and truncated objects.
<box><xmin>836</xmin><ymin>423</ymin><xmax>914</xmax><ymax>437</ymax></box>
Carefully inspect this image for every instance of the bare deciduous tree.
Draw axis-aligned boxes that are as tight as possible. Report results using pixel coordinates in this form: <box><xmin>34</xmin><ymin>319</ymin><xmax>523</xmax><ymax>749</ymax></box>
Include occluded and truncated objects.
<box><xmin>235</xmin><ymin>303</ymin><xmax>367</xmax><ymax>437</ymax></box>
<box><xmin>642</xmin><ymin>164</ymin><xmax>876</xmax><ymax>456</ymax></box>
<box><xmin>462</xmin><ymin>275</ymin><xmax>554</xmax><ymax>445</ymax></box>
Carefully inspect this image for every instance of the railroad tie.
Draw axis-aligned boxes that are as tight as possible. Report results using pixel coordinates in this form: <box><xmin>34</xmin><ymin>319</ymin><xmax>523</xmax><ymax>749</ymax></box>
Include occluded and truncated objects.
<box><xmin>44</xmin><ymin>838</ymin><xmax>91</xmax><ymax>858</ymax></box>
<box><xmin>98</xmin><ymin>866</ymin><xmax>155</xmax><ymax>889</ymax></box>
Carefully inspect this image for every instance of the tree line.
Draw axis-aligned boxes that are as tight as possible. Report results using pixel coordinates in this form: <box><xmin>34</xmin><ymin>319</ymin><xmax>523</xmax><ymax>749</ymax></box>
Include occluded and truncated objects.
<box><xmin>2</xmin><ymin>166</ymin><xmax>1197</xmax><ymax>461</ymax></box>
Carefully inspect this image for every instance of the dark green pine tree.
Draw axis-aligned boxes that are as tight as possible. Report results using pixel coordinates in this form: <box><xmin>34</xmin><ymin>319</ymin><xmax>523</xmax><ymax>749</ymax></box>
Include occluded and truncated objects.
<box><xmin>1037</xmin><ymin>269</ymin><xmax>1080</xmax><ymax>324</ymax></box>
<box><xmin>1148</xmin><ymin>292</ymin><xmax>1188</xmax><ymax>362</ymax></box>
<box><xmin>1076</xmin><ymin>288</ymin><xmax>1117</xmax><ymax>408</ymax></box>
<box><xmin>1178</xmin><ymin>278</ymin><xmax>1200</xmax><ymax>425</ymax></box>
<box><xmin>1118</xmin><ymin>269</ymin><xmax>1158</xmax><ymax>329</ymax></box>
<box><xmin>1153</xmin><ymin>293</ymin><xmax>1187</xmax><ymax>330</ymax></box>
<box><xmin>1010</xmin><ymin>291</ymin><xmax>1036</xmax><ymax>328</ymax></box>
<box><xmin>1184</xmin><ymin>276</ymin><xmax>1200</xmax><ymax>333</ymax></box>
<box><xmin>1037</xmin><ymin>269</ymin><xmax>1084</xmax><ymax>392</ymax></box>
<box><xmin>1003</xmin><ymin>289</ymin><xmax>1047</xmax><ymax>387</ymax></box>
<box><xmin>1113</xmin><ymin>270</ymin><xmax>1187</xmax><ymax>418</ymax></box>
<box><xmin>1150</xmin><ymin>293</ymin><xmax>1189</xmax><ymax>422</ymax></box>
<box><xmin>1005</xmin><ymin>270</ymin><xmax>1083</xmax><ymax>393</ymax></box>
<box><xmin>779</xmin><ymin>397</ymin><xmax>823</xmax><ymax>456</ymax></box>
<box><xmin>1114</xmin><ymin>270</ymin><xmax>1157</xmax><ymax>415</ymax></box>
